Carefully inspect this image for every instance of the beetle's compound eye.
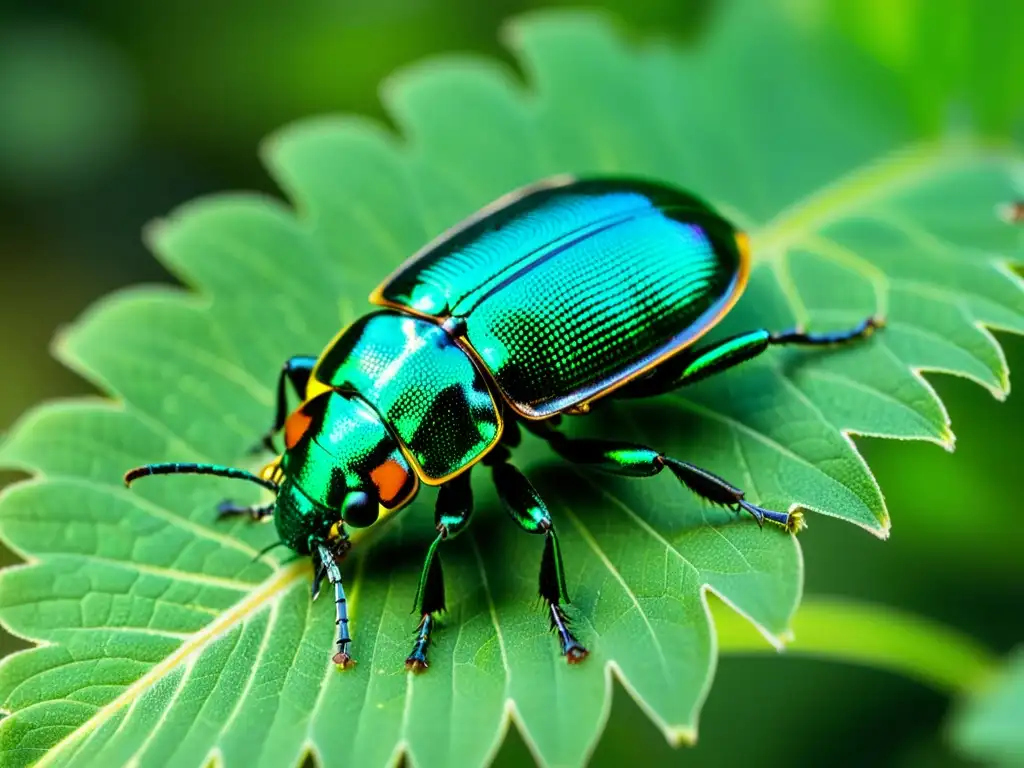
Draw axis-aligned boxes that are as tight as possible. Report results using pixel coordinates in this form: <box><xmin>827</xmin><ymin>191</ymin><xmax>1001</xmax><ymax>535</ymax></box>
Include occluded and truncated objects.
<box><xmin>341</xmin><ymin>490</ymin><xmax>379</xmax><ymax>528</ymax></box>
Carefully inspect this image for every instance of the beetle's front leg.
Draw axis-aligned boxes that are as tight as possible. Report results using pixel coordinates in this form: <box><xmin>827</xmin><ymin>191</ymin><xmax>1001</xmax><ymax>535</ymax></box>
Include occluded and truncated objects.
<box><xmin>405</xmin><ymin>472</ymin><xmax>474</xmax><ymax>672</ymax></box>
<box><xmin>488</xmin><ymin>450</ymin><xmax>588</xmax><ymax>664</ymax></box>
<box><xmin>252</xmin><ymin>354</ymin><xmax>318</xmax><ymax>453</ymax></box>
<box><xmin>314</xmin><ymin>543</ymin><xmax>355</xmax><ymax>669</ymax></box>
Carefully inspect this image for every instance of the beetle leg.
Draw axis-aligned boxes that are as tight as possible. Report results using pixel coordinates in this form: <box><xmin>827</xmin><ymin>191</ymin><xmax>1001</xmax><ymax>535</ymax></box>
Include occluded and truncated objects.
<box><xmin>252</xmin><ymin>355</ymin><xmax>318</xmax><ymax>453</ymax></box>
<box><xmin>315</xmin><ymin>543</ymin><xmax>355</xmax><ymax>669</ymax></box>
<box><xmin>531</xmin><ymin>427</ymin><xmax>803</xmax><ymax>533</ymax></box>
<box><xmin>500</xmin><ymin>417</ymin><xmax>523</xmax><ymax>448</ymax></box>
<box><xmin>405</xmin><ymin>472</ymin><xmax>474</xmax><ymax>673</ymax></box>
<box><xmin>616</xmin><ymin>315</ymin><xmax>882</xmax><ymax>398</ymax></box>
<box><xmin>215</xmin><ymin>500</ymin><xmax>274</xmax><ymax>522</ymax></box>
<box><xmin>488</xmin><ymin>456</ymin><xmax>588</xmax><ymax>664</ymax></box>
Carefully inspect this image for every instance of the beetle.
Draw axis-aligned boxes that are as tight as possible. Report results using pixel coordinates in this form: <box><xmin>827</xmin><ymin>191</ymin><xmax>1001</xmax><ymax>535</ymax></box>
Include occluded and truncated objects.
<box><xmin>125</xmin><ymin>176</ymin><xmax>881</xmax><ymax>671</ymax></box>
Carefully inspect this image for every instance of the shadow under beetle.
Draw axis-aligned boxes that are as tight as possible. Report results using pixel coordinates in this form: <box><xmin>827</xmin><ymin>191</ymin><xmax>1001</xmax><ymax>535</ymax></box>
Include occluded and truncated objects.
<box><xmin>125</xmin><ymin>176</ymin><xmax>882</xmax><ymax>671</ymax></box>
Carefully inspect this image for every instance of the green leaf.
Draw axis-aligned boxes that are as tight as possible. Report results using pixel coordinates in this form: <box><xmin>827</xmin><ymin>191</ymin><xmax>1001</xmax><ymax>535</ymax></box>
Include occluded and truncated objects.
<box><xmin>1</xmin><ymin>4</ymin><xmax>1022</xmax><ymax>768</ymax></box>
<box><xmin>950</xmin><ymin>647</ymin><xmax>1024</xmax><ymax>767</ymax></box>
<box><xmin>820</xmin><ymin>0</ymin><xmax>1024</xmax><ymax>135</ymax></box>
<box><xmin>713</xmin><ymin>596</ymin><xmax>996</xmax><ymax>694</ymax></box>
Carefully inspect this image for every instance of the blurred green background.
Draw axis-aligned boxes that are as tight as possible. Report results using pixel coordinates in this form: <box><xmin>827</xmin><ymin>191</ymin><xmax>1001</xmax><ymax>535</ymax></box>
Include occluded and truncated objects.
<box><xmin>0</xmin><ymin>1</ymin><xmax>1021</xmax><ymax>766</ymax></box>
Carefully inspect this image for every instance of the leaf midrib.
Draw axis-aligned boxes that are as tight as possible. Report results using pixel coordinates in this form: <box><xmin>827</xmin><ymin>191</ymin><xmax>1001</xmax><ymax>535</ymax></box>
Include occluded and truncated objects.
<box><xmin>752</xmin><ymin>142</ymin><xmax>989</xmax><ymax>255</ymax></box>
<box><xmin>30</xmin><ymin>561</ymin><xmax>309</xmax><ymax>768</ymax></box>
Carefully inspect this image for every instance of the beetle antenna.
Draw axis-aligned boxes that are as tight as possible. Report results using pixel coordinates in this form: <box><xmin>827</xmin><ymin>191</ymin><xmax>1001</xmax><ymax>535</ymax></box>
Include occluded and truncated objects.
<box><xmin>124</xmin><ymin>462</ymin><xmax>279</xmax><ymax>492</ymax></box>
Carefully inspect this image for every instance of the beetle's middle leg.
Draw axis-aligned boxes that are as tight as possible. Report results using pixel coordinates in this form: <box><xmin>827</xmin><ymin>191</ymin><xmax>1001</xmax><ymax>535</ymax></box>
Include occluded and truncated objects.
<box><xmin>486</xmin><ymin>446</ymin><xmax>588</xmax><ymax>663</ymax></box>
<box><xmin>527</xmin><ymin>423</ymin><xmax>803</xmax><ymax>533</ymax></box>
<box><xmin>405</xmin><ymin>472</ymin><xmax>474</xmax><ymax>672</ymax></box>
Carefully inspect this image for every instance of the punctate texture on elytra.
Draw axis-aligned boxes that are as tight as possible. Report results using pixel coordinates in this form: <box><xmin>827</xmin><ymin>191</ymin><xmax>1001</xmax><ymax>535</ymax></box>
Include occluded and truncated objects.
<box><xmin>376</xmin><ymin>178</ymin><xmax>747</xmax><ymax>417</ymax></box>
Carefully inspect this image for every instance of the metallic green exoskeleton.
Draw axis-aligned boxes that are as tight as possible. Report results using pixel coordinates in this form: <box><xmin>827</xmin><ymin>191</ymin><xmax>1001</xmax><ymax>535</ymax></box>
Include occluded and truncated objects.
<box><xmin>125</xmin><ymin>176</ymin><xmax>882</xmax><ymax>671</ymax></box>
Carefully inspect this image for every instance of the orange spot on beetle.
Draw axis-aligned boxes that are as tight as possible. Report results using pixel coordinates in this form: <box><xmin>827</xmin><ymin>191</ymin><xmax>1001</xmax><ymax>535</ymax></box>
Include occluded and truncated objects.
<box><xmin>284</xmin><ymin>407</ymin><xmax>314</xmax><ymax>450</ymax></box>
<box><xmin>371</xmin><ymin>459</ymin><xmax>409</xmax><ymax>505</ymax></box>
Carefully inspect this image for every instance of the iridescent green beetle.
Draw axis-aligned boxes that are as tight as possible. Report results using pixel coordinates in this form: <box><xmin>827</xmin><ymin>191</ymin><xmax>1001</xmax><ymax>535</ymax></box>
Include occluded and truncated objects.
<box><xmin>126</xmin><ymin>177</ymin><xmax>881</xmax><ymax>671</ymax></box>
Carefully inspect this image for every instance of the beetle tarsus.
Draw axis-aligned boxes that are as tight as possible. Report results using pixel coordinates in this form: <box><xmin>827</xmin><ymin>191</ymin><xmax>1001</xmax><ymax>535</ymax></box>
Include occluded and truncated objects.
<box><xmin>736</xmin><ymin>500</ymin><xmax>764</xmax><ymax>528</ymax></box>
<box><xmin>333</xmin><ymin>596</ymin><xmax>352</xmax><ymax>666</ymax></box>
<box><xmin>333</xmin><ymin>649</ymin><xmax>355</xmax><ymax>669</ymax></box>
<box><xmin>405</xmin><ymin>656</ymin><xmax>428</xmax><ymax>673</ymax></box>
<box><xmin>785</xmin><ymin>510</ymin><xmax>807</xmax><ymax>533</ymax></box>
<box><xmin>771</xmin><ymin>314</ymin><xmax>883</xmax><ymax>346</ymax></box>
<box><xmin>404</xmin><ymin>614</ymin><xmax>434</xmax><ymax>672</ymax></box>
<box><xmin>315</xmin><ymin>543</ymin><xmax>355</xmax><ymax>670</ymax></box>
<box><xmin>737</xmin><ymin>500</ymin><xmax>791</xmax><ymax>530</ymax></box>
<box><xmin>550</xmin><ymin>603</ymin><xmax>588</xmax><ymax>663</ymax></box>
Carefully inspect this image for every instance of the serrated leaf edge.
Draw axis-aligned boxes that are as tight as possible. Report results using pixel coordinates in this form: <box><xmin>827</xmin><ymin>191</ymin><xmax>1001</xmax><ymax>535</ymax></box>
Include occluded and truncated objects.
<box><xmin>2</xmin><ymin>14</ymin><xmax>1023</xmax><ymax>766</ymax></box>
<box><xmin>750</xmin><ymin>139</ymin><xmax>1024</xmax><ymax>538</ymax></box>
<box><xmin>4</xmin><ymin>131</ymin><xmax>1021</xmax><ymax>768</ymax></box>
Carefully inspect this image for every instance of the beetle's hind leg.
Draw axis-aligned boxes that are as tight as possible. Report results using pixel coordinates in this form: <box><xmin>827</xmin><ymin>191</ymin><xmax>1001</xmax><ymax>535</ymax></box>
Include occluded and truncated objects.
<box><xmin>529</xmin><ymin>424</ymin><xmax>803</xmax><ymax>533</ymax></box>
<box><xmin>615</xmin><ymin>316</ymin><xmax>882</xmax><ymax>398</ymax></box>
<box><xmin>487</xmin><ymin>447</ymin><xmax>588</xmax><ymax>663</ymax></box>
<box><xmin>405</xmin><ymin>473</ymin><xmax>474</xmax><ymax>672</ymax></box>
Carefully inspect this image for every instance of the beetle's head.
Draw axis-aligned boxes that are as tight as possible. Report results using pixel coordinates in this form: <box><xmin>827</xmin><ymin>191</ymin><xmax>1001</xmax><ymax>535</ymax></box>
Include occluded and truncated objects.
<box><xmin>273</xmin><ymin>390</ymin><xmax>418</xmax><ymax>551</ymax></box>
<box><xmin>123</xmin><ymin>390</ymin><xmax>418</xmax><ymax>557</ymax></box>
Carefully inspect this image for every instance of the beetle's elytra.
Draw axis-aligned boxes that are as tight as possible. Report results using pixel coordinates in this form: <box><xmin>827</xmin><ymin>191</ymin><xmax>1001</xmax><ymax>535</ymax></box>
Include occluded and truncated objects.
<box><xmin>126</xmin><ymin>177</ymin><xmax>881</xmax><ymax>670</ymax></box>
